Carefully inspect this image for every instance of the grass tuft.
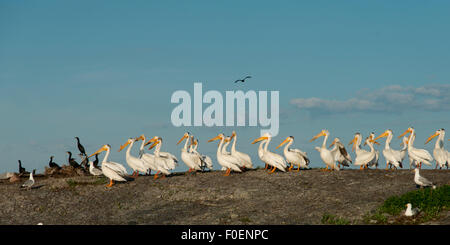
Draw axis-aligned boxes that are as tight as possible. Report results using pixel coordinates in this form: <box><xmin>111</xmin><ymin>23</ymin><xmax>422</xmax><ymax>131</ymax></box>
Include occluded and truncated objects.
<box><xmin>365</xmin><ymin>185</ymin><xmax>450</xmax><ymax>224</ymax></box>
<box><xmin>321</xmin><ymin>214</ymin><xmax>351</xmax><ymax>225</ymax></box>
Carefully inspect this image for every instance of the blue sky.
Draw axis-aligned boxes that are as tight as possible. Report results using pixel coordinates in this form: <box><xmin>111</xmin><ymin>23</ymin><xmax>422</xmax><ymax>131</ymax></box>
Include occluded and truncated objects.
<box><xmin>1</xmin><ymin>1</ymin><xmax>449</xmax><ymax>173</ymax></box>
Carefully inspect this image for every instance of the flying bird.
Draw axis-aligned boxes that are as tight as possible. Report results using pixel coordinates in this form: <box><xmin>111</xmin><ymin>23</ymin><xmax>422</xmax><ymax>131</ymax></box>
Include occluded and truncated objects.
<box><xmin>234</xmin><ymin>75</ymin><xmax>252</xmax><ymax>83</ymax></box>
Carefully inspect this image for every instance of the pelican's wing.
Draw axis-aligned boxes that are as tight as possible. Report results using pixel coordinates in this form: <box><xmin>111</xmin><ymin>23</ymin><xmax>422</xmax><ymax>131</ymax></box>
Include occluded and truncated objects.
<box><xmin>289</xmin><ymin>148</ymin><xmax>310</xmax><ymax>164</ymax></box>
<box><xmin>160</xmin><ymin>152</ymin><xmax>178</xmax><ymax>162</ymax></box>
<box><xmin>104</xmin><ymin>162</ymin><xmax>127</xmax><ymax>175</ymax></box>
<box><xmin>336</xmin><ymin>142</ymin><xmax>352</xmax><ymax>162</ymax></box>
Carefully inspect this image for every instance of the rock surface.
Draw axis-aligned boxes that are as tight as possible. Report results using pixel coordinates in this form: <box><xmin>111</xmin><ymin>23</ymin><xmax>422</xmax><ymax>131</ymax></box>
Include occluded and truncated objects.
<box><xmin>0</xmin><ymin>168</ymin><xmax>448</xmax><ymax>225</ymax></box>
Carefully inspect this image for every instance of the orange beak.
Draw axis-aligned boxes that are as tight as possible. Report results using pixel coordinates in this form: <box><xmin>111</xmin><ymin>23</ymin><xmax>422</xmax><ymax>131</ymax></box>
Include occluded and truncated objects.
<box><xmin>425</xmin><ymin>132</ymin><xmax>439</xmax><ymax>144</ymax></box>
<box><xmin>374</xmin><ymin>131</ymin><xmax>389</xmax><ymax>141</ymax></box>
<box><xmin>349</xmin><ymin>136</ymin><xmax>357</xmax><ymax>152</ymax></box>
<box><xmin>208</xmin><ymin>135</ymin><xmax>223</xmax><ymax>142</ymax></box>
<box><xmin>252</xmin><ymin>136</ymin><xmax>268</xmax><ymax>144</ymax></box>
<box><xmin>177</xmin><ymin>134</ymin><xmax>189</xmax><ymax>145</ymax></box>
<box><xmin>276</xmin><ymin>137</ymin><xmax>290</xmax><ymax>149</ymax></box>
<box><xmin>310</xmin><ymin>131</ymin><xmax>326</xmax><ymax>142</ymax></box>
<box><xmin>148</xmin><ymin>139</ymin><xmax>160</xmax><ymax>150</ymax></box>
<box><xmin>329</xmin><ymin>139</ymin><xmax>337</xmax><ymax>148</ymax></box>
<box><xmin>144</xmin><ymin>136</ymin><xmax>158</xmax><ymax>146</ymax></box>
<box><xmin>398</xmin><ymin>128</ymin><xmax>412</xmax><ymax>138</ymax></box>
<box><xmin>118</xmin><ymin>140</ymin><xmax>131</xmax><ymax>152</ymax></box>
<box><xmin>89</xmin><ymin>145</ymin><xmax>108</xmax><ymax>158</ymax></box>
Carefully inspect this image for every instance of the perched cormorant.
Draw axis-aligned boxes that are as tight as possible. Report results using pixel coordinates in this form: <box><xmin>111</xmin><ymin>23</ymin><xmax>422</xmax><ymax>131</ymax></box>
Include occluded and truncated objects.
<box><xmin>49</xmin><ymin>156</ymin><xmax>61</xmax><ymax>169</ymax></box>
<box><xmin>18</xmin><ymin>160</ymin><xmax>29</xmax><ymax>175</ymax></box>
<box><xmin>93</xmin><ymin>154</ymin><xmax>99</xmax><ymax>168</ymax></box>
<box><xmin>234</xmin><ymin>75</ymin><xmax>252</xmax><ymax>83</ymax></box>
<box><xmin>67</xmin><ymin>151</ymin><xmax>80</xmax><ymax>168</ymax></box>
<box><xmin>75</xmin><ymin>137</ymin><xmax>86</xmax><ymax>156</ymax></box>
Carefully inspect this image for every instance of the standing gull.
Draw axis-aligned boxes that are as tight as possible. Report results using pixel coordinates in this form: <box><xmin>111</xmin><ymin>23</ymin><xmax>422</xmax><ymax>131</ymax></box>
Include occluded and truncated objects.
<box><xmin>21</xmin><ymin>169</ymin><xmax>35</xmax><ymax>189</ymax></box>
<box><xmin>413</xmin><ymin>168</ymin><xmax>436</xmax><ymax>189</ymax></box>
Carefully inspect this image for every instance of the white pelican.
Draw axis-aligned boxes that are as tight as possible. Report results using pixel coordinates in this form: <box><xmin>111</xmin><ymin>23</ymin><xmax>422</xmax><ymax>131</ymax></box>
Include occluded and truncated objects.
<box><xmin>208</xmin><ymin>133</ymin><xmax>242</xmax><ymax>176</ymax></box>
<box><xmin>404</xmin><ymin>203</ymin><xmax>419</xmax><ymax>217</ymax></box>
<box><xmin>177</xmin><ymin>132</ymin><xmax>202</xmax><ymax>172</ymax></box>
<box><xmin>353</xmin><ymin>137</ymin><xmax>378</xmax><ymax>170</ymax></box>
<box><xmin>367</xmin><ymin>133</ymin><xmax>380</xmax><ymax>169</ymax></box>
<box><xmin>399</xmin><ymin>127</ymin><xmax>433</xmax><ymax>169</ymax></box>
<box><xmin>349</xmin><ymin>132</ymin><xmax>378</xmax><ymax>169</ymax></box>
<box><xmin>413</xmin><ymin>168</ymin><xmax>435</xmax><ymax>189</ymax></box>
<box><xmin>310</xmin><ymin>130</ymin><xmax>339</xmax><ymax>171</ymax></box>
<box><xmin>425</xmin><ymin>129</ymin><xmax>449</xmax><ymax>169</ymax></box>
<box><xmin>374</xmin><ymin>129</ymin><xmax>403</xmax><ymax>170</ymax></box>
<box><xmin>118</xmin><ymin>138</ymin><xmax>148</xmax><ymax>178</ymax></box>
<box><xmin>328</xmin><ymin>138</ymin><xmax>351</xmax><ymax>169</ymax></box>
<box><xmin>221</xmin><ymin>136</ymin><xmax>232</xmax><ymax>155</ymax></box>
<box><xmin>147</xmin><ymin>137</ymin><xmax>172</xmax><ymax>179</ymax></box>
<box><xmin>253</xmin><ymin>133</ymin><xmax>287</xmax><ymax>173</ymax></box>
<box><xmin>230</xmin><ymin>131</ymin><xmax>253</xmax><ymax>169</ymax></box>
<box><xmin>135</xmin><ymin>135</ymin><xmax>157</xmax><ymax>175</ymax></box>
<box><xmin>89</xmin><ymin>144</ymin><xmax>128</xmax><ymax>187</ymax></box>
<box><xmin>191</xmin><ymin>138</ymin><xmax>213</xmax><ymax>170</ymax></box>
<box><xmin>276</xmin><ymin>136</ymin><xmax>310</xmax><ymax>171</ymax></box>
<box><xmin>21</xmin><ymin>169</ymin><xmax>35</xmax><ymax>189</ymax></box>
<box><xmin>400</xmin><ymin>136</ymin><xmax>409</xmax><ymax>167</ymax></box>
<box><xmin>145</xmin><ymin>136</ymin><xmax>178</xmax><ymax>171</ymax></box>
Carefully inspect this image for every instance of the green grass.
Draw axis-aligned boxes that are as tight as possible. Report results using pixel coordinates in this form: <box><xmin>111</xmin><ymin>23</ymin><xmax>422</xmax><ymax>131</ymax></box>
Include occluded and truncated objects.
<box><xmin>66</xmin><ymin>177</ymin><xmax>108</xmax><ymax>187</ymax></box>
<box><xmin>365</xmin><ymin>185</ymin><xmax>450</xmax><ymax>224</ymax></box>
<box><xmin>321</xmin><ymin>214</ymin><xmax>351</xmax><ymax>225</ymax></box>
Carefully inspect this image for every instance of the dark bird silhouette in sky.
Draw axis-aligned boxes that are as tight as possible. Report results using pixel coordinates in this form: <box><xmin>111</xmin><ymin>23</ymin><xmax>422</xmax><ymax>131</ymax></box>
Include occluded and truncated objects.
<box><xmin>235</xmin><ymin>75</ymin><xmax>252</xmax><ymax>83</ymax></box>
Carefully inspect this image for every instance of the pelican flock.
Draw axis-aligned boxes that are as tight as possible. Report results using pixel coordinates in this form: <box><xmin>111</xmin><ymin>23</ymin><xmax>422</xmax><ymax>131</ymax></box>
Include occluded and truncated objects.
<box><xmin>9</xmin><ymin>127</ymin><xmax>448</xmax><ymax>188</ymax></box>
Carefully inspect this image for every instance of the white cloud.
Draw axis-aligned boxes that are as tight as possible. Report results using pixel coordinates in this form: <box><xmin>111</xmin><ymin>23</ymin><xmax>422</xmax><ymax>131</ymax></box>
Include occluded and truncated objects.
<box><xmin>290</xmin><ymin>84</ymin><xmax>450</xmax><ymax>114</ymax></box>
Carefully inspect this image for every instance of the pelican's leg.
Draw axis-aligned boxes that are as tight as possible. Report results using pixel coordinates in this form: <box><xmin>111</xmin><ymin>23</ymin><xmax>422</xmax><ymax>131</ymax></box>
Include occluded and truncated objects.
<box><xmin>153</xmin><ymin>171</ymin><xmax>160</xmax><ymax>179</ymax></box>
<box><xmin>288</xmin><ymin>165</ymin><xmax>294</xmax><ymax>172</ymax></box>
<box><xmin>106</xmin><ymin>179</ymin><xmax>114</xmax><ymax>187</ymax></box>
<box><xmin>359</xmin><ymin>165</ymin><xmax>363</xmax><ymax>170</ymax></box>
<box><xmin>269</xmin><ymin>166</ymin><xmax>277</xmax><ymax>174</ymax></box>
<box><xmin>296</xmin><ymin>166</ymin><xmax>301</xmax><ymax>172</ymax></box>
<box><xmin>264</xmin><ymin>164</ymin><xmax>268</xmax><ymax>170</ymax></box>
<box><xmin>223</xmin><ymin>168</ymin><xmax>231</xmax><ymax>176</ymax></box>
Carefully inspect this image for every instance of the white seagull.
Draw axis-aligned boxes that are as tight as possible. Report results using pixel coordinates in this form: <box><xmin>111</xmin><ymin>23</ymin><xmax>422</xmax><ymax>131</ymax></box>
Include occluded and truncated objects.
<box><xmin>21</xmin><ymin>169</ymin><xmax>36</xmax><ymax>189</ymax></box>
<box><xmin>404</xmin><ymin>203</ymin><xmax>420</xmax><ymax>217</ymax></box>
<box><xmin>413</xmin><ymin>168</ymin><xmax>436</xmax><ymax>189</ymax></box>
